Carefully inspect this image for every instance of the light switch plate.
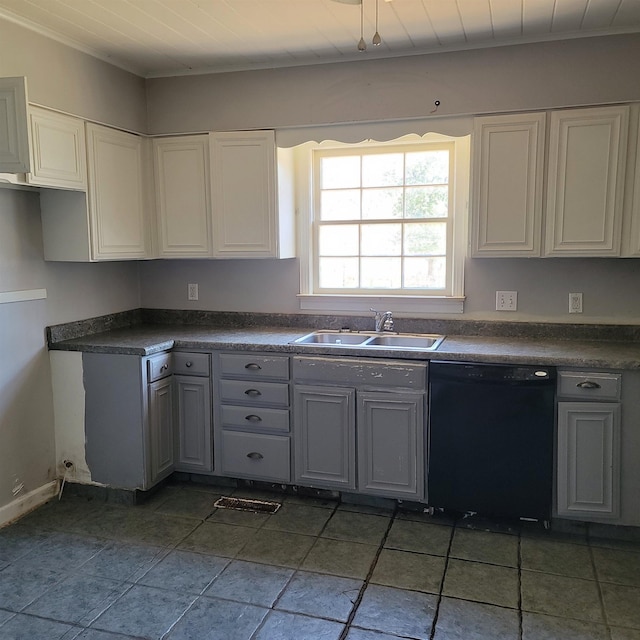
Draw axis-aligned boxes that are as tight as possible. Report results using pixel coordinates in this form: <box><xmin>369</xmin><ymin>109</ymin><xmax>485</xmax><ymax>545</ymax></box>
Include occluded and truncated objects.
<box><xmin>496</xmin><ymin>290</ymin><xmax>517</xmax><ymax>311</ymax></box>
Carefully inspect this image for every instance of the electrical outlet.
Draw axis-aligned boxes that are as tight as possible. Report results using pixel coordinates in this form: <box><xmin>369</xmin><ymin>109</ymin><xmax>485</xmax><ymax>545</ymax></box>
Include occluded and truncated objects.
<box><xmin>188</xmin><ymin>283</ymin><xmax>199</xmax><ymax>301</ymax></box>
<box><xmin>496</xmin><ymin>290</ymin><xmax>517</xmax><ymax>311</ymax></box>
<box><xmin>569</xmin><ymin>292</ymin><xmax>583</xmax><ymax>314</ymax></box>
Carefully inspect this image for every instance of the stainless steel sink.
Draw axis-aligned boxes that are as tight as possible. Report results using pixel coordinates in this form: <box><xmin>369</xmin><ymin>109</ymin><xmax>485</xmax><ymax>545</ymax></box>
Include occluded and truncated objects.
<box><xmin>290</xmin><ymin>330</ymin><xmax>444</xmax><ymax>351</ymax></box>
<box><xmin>292</xmin><ymin>331</ymin><xmax>371</xmax><ymax>345</ymax></box>
<box><xmin>365</xmin><ymin>334</ymin><xmax>444</xmax><ymax>349</ymax></box>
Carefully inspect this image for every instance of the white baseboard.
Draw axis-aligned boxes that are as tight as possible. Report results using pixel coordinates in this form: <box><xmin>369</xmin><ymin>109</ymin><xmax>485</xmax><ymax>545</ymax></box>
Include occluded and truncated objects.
<box><xmin>0</xmin><ymin>481</ymin><xmax>59</xmax><ymax>528</ymax></box>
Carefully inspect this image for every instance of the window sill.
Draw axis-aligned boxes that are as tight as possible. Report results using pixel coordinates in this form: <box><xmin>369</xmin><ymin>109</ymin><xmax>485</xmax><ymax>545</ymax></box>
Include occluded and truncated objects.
<box><xmin>297</xmin><ymin>294</ymin><xmax>464</xmax><ymax>314</ymax></box>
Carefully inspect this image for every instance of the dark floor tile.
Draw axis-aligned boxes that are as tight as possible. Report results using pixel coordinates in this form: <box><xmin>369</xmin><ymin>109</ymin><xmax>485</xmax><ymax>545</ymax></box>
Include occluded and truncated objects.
<box><xmin>262</xmin><ymin>503</ymin><xmax>333</xmax><ymax>536</ymax></box>
<box><xmin>351</xmin><ymin>584</ymin><xmax>437</xmax><ymax>639</ymax></box>
<box><xmin>276</xmin><ymin>570</ymin><xmax>362</xmax><ymax>622</ymax></box>
<box><xmin>345</xmin><ymin>629</ymin><xmax>403</xmax><ymax>640</ymax></box>
<box><xmin>396</xmin><ymin>508</ymin><xmax>456</xmax><ymax>527</ymax></box>
<box><xmin>238</xmin><ymin>529</ymin><xmax>316</xmax><ymax>568</ymax></box>
<box><xmin>302</xmin><ymin>538</ymin><xmax>378</xmax><ymax>579</ymax></box>
<box><xmin>207</xmin><ymin>507</ymin><xmax>271</xmax><ymax>528</ymax></box>
<box><xmin>593</xmin><ymin>547</ymin><xmax>640</xmax><ymax>587</ymax></box>
<box><xmin>284</xmin><ymin>492</ymin><xmax>338</xmax><ymax>509</ymax></box>
<box><xmin>204</xmin><ymin>560</ymin><xmax>293</xmax><ymax>607</ymax></box>
<box><xmin>0</xmin><ymin>564</ymin><xmax>64</xmax><ymax>611</ymax></box>
<box><xmin>601</xmin><ymin>582</ymin><xmax>640</xmax><ymax>629</ymax></box>
<box><xmin>24</xmin><ymin>573</ymin><xmax>127</xmax><ymax>625</ymax></box>
<box><xmin>338</xmin><ymin>502</ymin><xmax>395</xmax><ymax>517</ymax></box>
<box><xmin>119</xmin><ymin>512</ymin><xmax>200</xmax><ymax>547</ymax></box>
<box><xmin>384</xmin><ymin>520</ymin><xmax>451</xmax><ymax>556</ymax></box>
<box><xmin>443</xmin><ymin>559</ymin><xmax>519</xmax><ymax>608</ymax></box>
<box><xmin>138</xmin><ymin>550</ymin><xmax>228</xmax><ymax>594</ymax></box>
<box><xmin>321</xmin><ymin>511</ymin><xmax>390</xmax><ymax>546</ymax></box>
<box><xmin>19</xmin><ymin>531</ymin><xmax>105</xmax><ymax>572</ymax></box>
<box><xmin>521</xmin><ymin>570</ymin><xmax>604</xmax><ymax>623</ymax></box>
<box><xmin>434</xmin><ymin>597</ymin><xmax>520</xmax><ymax>640</ymax></box>
<box><xmin>0</xmin><ymin>608</ymin><xmax>15</xmax><ymax>625</ymax></box>
<box><xmin>521</xmin><ymin>537</ymin><xmax>594</xmax><ymax>579</ymax></box>
<box><xmin>17</xmin><ymin>497</ymin><xmax>102</xmax><ymax>532</ymax></box>
<box><xmin>0</xmin><ymin>526</ymin><xmax>50</xmax><ymax>563</ymax></box>
<box><xmin>91</xmin><ymin>584</ymin><xmax>196</xmax><ymax>639</ymax></box>
<box><xmin>450</xmin><ymin>528</ymin><xmax>519</xmax><ymax>567</ymax></box>
<box><xmin>522</xmin><ymin>611</ymin><xmax>610</xmax><ymax>640</ymax></box>
<box><xmin>254</xmin><ymin>610</ymin><xmax>344</xmax><ymax>640</ymax></box>
<box><xmin>74</xmin><ymin>630</ymin><xmax>141</xmax><ymax>640</ymax></box>
<box><xmin>179</xmin><ymin>522</ymin><xmax>256</xmax><ymax>557</ymax></box>
<box><xmin>371</xmin><ymin>548</ymin><xmax>445</xmax><ymax>594</ymax></box>
<box><xmin>79</xmin><ymin>541</ymin><xmax>165</xmax><ymax>582</ymax></box>
<box><xmin>0</xmin><ymin>613</ymin><xmax>78</xmax><ymax>639</ymax></box>
<box><xmin>153</xmin><ymin>489</ymin><xmax>217</xmax><ymax>519</ymax></box>
<box><xmin>166</xmin><ymin>596</ymin><xmax>267</xmax><ymax>640</ymax></box>
<box><xmin>610</xmin><ymin>628</ymin><xmax>640</xmax><ymax>639</ymax></box>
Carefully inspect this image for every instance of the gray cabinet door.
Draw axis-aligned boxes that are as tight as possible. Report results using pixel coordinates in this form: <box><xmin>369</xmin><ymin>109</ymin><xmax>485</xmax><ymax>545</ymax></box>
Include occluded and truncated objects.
<box><xmin>148</xmin><ymin>376</ymin><xmax>174</xmax><ymax>484</ymax></box>
<box><xmin>357</xmin><ymin>391</ymin><xmax>424</xmax><ymax>500</ymax></box>
<box><xmin>293</xmin><ymin>385</ymin><xmax>356</xmax><ymax>490</ymax></box>
<box><xmin>174</xmin><ymin>375</ymin><xmax>212</xmax><ymax>473</ymax></box>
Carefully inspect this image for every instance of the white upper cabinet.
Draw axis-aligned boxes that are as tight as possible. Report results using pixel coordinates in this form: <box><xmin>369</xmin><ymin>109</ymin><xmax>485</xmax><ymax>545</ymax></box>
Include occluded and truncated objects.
<box><xmin>471</xmin><ymin>113</ymin><xmax>545</xmax><ymax>257</ymax></box>
<box><xmin>545</xmin><ymin>106</ymin><xmax>629</xmax><ymax>257</ymax></box>
<box><xmin>210</xmin><ymin>130</ymin><xmax>295</xmax><ymax>259</ymax></box>
<box><xmin>26</xmin><ymin>106</ymin><xmax>86</xmax><ymax>190</ymax></box>
<box><xmin>154</xmin><ymin>135</ymin><xmax>212</xmax><ymax>258</ymax></box>
<box><xmin>624</xmin><ymin>107</ymin><xmax>640</xmax><ymax>257</ymax></box>
<box><xmin>86</xmin><ymin>123</ymin><xmax>150</xmax><ymax>260</ymax></box>
<box><xmin>0</xmin><ymin>77</ymin><xmax>30</xmax><ymax>174</ymax></box>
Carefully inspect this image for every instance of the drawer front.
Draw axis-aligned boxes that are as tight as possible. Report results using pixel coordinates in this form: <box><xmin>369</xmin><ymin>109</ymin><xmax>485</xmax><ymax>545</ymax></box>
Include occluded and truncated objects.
<box><xmin>558</xmin><ymin>371</ymin><xmax>621</xmax><ymax>401</ymax></box>
<box><xmin>221</xmin><ymin>431</ymin><xmax>290</xmax><ymax>482</ymax></box>
<box><xmin>147</xmin><ymin>352</ymin><xmax>172</xmax><ymax>382</ymax></box>
<box><xmin>219</xmin><ymin>353</ymin><xmax>289</xmax><ymax>381</ymax></box>
<box><xmin>219</xmin><ymin>379</ymin><xmax>289</xmax><ymax>407</ymax></box>
<box><xmin>173</xmin><ymin>352</ymin><xmax>210</xmax><ymax>377</ymax></box>
<box><xmin>221</xmin><ymin>405</ymin><xmax>290</xmax><ymax>433</ymax></box>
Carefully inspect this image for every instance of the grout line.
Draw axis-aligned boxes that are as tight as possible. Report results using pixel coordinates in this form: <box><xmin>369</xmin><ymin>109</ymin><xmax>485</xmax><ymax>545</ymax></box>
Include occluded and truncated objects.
<box><xmin>427</xmin><ymin>520</ymin><xmax>455</xmax><ymax>640</ymax></box>
<box><xmin>337</xmin><ymin>504</ymin><xmax>398</xmax><ymax>640</ymax></box>
<box><xmin>588</xmin><ymin>542</ymin><xmax>614</xmax><ymax>640</ymax></box>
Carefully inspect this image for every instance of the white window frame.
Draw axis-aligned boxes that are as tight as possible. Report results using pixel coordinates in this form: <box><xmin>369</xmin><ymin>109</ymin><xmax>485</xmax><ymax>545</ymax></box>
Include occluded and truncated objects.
<box><xmin>295</xmin><ymin>133</ymin><xmax>469</xmax><ymax>315</ymax></box>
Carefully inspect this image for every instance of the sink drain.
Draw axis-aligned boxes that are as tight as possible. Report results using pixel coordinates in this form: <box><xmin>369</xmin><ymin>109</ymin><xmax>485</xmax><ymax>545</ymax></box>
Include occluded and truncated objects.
<box><xmin>214</xmin><ymin>496</ymin><xmax>281</xmax><ymax>514</ymax></box>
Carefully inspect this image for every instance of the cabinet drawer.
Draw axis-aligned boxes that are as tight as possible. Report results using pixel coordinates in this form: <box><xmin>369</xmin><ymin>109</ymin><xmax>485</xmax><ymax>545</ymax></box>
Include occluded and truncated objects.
<box><xmin>221</xmin><ymin>431</ymin><xmax>290</xmax><ymax>482</ymax></box>
<box><xmin>221</xmin><ymin>405</ymin><xmax>290</xmax><ymax>432</ymax></box>
<box><xmin>219</xmin><ymin>353</ymin><xmax>289</xmax><ymax>380</ymax></box>
<box><xmin>219</xmin><ymin>379</ymin><xmax>289</xmax><ymax>407</ymax></box>
<box><xmin>558</xmin><ymin>371</ymin><xmax>621</xmax><ymax>400</ymax></box>
<box><xmin>147</xmin><ymin>353</ymin><xmax>172</xmax><ymax>382</ymax></box>
<box><xmin>173</xmin><ymin>352</ymin><xmax>210</xmax><ymax>377</ymax></box>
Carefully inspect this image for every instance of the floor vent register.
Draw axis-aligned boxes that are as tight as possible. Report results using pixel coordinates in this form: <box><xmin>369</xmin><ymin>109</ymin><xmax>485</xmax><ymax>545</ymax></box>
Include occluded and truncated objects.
<box><xmin>213</xmin><ymin>496</ymin><xmax>281</xmax><ymax>514</ymax></box>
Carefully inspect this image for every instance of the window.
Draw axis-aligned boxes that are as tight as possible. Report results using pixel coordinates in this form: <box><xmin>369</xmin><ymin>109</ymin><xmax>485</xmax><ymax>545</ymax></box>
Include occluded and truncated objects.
<box><xmin>314</xmin><ymin>144</ymin><xmax>453</xmax><ymax>295</ymax></box>
<box><xmin>295</xmin><ymin>133</ymin><xmax>469</xmax><ymax>314</ymax></box>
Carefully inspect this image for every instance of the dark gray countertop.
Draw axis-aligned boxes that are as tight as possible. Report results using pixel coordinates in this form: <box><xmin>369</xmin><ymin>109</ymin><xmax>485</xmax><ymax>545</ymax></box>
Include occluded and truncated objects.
<box><xmin>47</xmin><ymin>324</ymin><xmax>640</xmax><ymax>370</ymax></box>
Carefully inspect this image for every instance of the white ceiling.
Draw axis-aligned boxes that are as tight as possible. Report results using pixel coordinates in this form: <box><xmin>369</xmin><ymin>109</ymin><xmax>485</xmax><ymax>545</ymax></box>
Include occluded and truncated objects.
<box><xmin>0</xmin><ymin>0</ymin><xmax>639</xmax><ymax>78</ymax></box>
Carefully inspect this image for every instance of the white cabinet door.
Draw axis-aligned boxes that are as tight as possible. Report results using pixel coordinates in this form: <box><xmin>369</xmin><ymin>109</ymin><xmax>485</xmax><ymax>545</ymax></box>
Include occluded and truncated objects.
<box><xmin>26</xmin><ymin>106</ymin><xmax>86</xmax><ymax>189</ymax></box>
<box><xmin>86</xmin><ymin>123</ymin><xmax>150</xmax><ymax>260</ymax></box>
<box><xmin>545</xmin><ymin>106</ymin><xmax>629</xmax><ymax>256</ymax></box>
<box><xmin>0</xmin><ymin>77</ymin><xmax>30</xmax><ymax>173</ymax></box>
<box><xmin>210</xmin><ymin>130</ymin><xmax>294</xmax><ymax>258</ymax></box>
<box><xmin>471</xmin><ymin>113</ymin><xmax>545</xmax><ymax>256</ymax></box>
<box><xmin>557</xmin><ymin>401</ymin><xmax>621</xmax><ymax>519</ymax></box>
<box><xmin>153</xmin><ymin>135</ymin><xmax>212</xmax><ymax>257</ymax></box>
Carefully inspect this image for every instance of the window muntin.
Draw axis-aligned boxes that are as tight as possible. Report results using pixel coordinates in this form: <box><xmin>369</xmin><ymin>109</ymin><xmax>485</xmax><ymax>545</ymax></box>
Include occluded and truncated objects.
<box><xmin>313</xmin><ymin>143</ymin><xmax>454</xmax><ymax>296</ymax></box>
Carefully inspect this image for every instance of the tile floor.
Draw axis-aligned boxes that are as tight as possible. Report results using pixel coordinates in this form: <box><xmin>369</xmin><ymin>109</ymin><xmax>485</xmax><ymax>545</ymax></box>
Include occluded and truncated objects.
<box><xmin>1</xmin><ymin>481</ymin><xmax>640</xmax><ymax>640</ymax></box>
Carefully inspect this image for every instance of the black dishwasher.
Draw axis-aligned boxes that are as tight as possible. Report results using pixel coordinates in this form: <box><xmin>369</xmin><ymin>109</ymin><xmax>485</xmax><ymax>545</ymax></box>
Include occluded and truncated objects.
<box><xmin>428</xmin><ymin>361</ymin><xmax>555</xmax><ymax>522</ymax></box>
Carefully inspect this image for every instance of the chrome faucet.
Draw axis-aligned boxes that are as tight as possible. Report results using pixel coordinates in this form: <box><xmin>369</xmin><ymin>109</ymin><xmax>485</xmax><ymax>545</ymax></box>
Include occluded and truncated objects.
<box><xmin>371</xmin><ymin>308</ymin><xmax>394</xmax><ymax>333</ymax></box>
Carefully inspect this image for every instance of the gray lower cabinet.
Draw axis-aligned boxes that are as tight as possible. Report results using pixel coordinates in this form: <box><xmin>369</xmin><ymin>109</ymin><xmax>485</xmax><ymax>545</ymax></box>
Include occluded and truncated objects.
<box><xmin>214</xmin><ymin>352</ymin><xmax>291</xmax><ymax>483</ymax></box>
<box><xmin>148</xmin><ymin>376</ymin><xmax>175</xmax><ymax>484</ymax></box>
<box><xmin>357</xmin><ymin>391</ymin><xmax>424</xmax><ymax>499</ymax></box>
<box><xmin>292</xmin><ymin>356</ymin><xmax>427</xmax><ymax>501</ymax></box>
<box><xmin>293</xmin><ymin>385</ymin><xmax>356</xmax><ymax>490</ymax></box>
<box><xmin>173</xmin><ymin>352</ymin><xmax>212</xmax><ymax>474</ymax></box>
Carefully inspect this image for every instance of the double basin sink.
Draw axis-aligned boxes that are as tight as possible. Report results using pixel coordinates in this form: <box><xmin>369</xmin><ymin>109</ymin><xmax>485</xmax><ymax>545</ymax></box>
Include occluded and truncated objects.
<box><xmin>291</xmin><ymin>330</ymin><xmax>444</xmax><ymax>351</ymax></box>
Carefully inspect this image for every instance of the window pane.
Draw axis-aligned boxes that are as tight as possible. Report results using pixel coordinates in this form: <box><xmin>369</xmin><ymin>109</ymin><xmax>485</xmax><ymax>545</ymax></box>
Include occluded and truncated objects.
<box><xmin>321</xmin><ymin>156</ymin><xmax>360</xmax><ymax>189</ymax></box>
<box><xmin>362</xmin><ymin>153</ymin><xmax>403</xmax><ymax>187</ymax></box>
<box><xmin>319</xmin><ymin>224</ymin><xmax>359</xmax><ymax>256</ymax></box>
<box><xmin>405</xmin><ymin>186</ymin><xmax>448</xmax><ymax>218</ymax></box>
<box><xmin>404</xmin><ymin>257</ymin><xmax>446</xmax><ymax>289</ymax></box>
<box><xmin>362</xmin><ymin>188</ymin><xmax>403</xmax><ymax>219</ymax></box>
<box><xmin>361</xmin><ymin>223</ymin><xmax>401</xmax><ymax>256</ymax></box>
<box><xmin>405</xmin><ymin>150</ymin><xmax>449</xmax><ymax>185</ymax></box>
<box><xmin>320</xmin><ymin>189</ymin><xmax>361</xmax><ymax>221</ymax></box>
<box><xmin>319</xmin><ymin>257</ymin><xmax>359</xmax><ymax>288</ymax></box>
<box><xmin>404</xmin><ymin>222</ymin><xmax>446</xmax><ymax>255</ymax></box>
<box><xmin>361</xmin><ymin>257</ymin><xmax>401</xmax><ymax>288</ymax></box>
